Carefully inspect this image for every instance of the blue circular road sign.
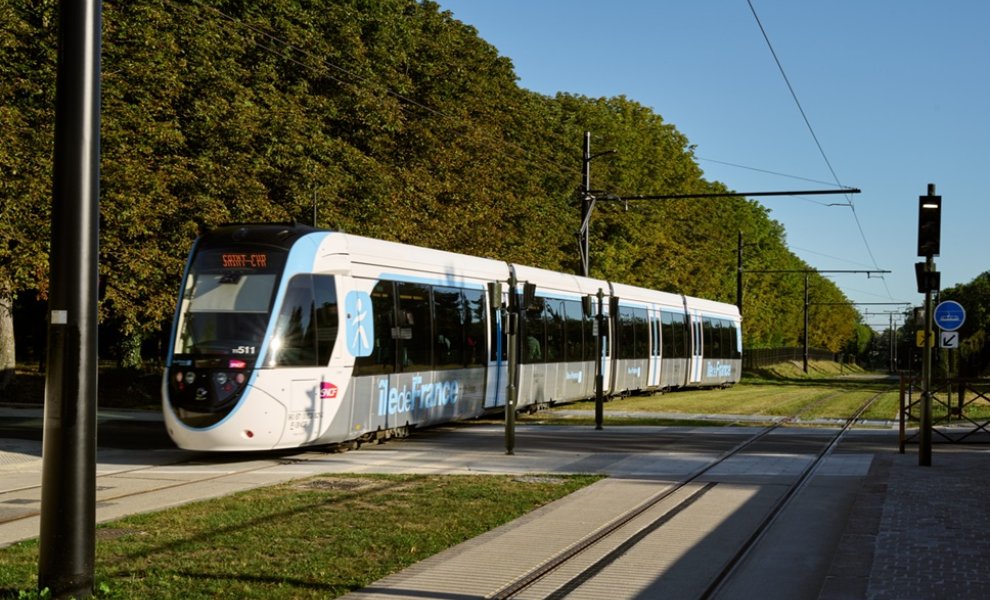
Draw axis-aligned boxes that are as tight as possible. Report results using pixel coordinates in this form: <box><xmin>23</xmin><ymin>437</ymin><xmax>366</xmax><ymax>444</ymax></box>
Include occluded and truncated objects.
<box><xmin>933</xmin><ymin>300</ymin><xmax>966</xmax><ymax>331</ymax></box>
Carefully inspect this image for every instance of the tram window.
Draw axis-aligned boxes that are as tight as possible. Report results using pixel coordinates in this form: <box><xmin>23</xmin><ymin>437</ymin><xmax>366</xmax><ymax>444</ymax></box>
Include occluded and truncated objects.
<box><xmin>633</xmin><ymin>308</ymin><xmax>648</xmax><ymax>358</ymax></box>
<box><xmin>618</xmin><ymin>306</ymin><xmax>649</xmax><ymax>359</ymax></box>
<box><xmin>522</xmin><ymin>302</ymin><xmax>545</xmax><ymax>363</ymax></box>
<box><xmin>650</xmin><ymin>317</ymin><xmax>658</xmax><ymax>356</ymax></box>
<box><xmin>269</xmin><ymin>275</ymin><xmax>318</xmax><ymax>366</ymax></box>
<box><xmin>702</xmin><ymin>319</ymin><xmax>711</xmax><ymax>358</ymax></box>
<box><xmin>397</xmin><ymin>282</ymin><xmax>432</xmax><ymax>371</ymax></box>
<box><xmin>464</xmin><ymin>288</ymin><xmax>485</xmax><ymax>366</ymax></box>
<box><xmin>545</xmin><ymin>300</ymin><xmax>565</xmax><ymax>362</ymax></box>
<box><xmin>563</xmin><ymin>300</ymin><xmax>584</xmax><ymax>362</ymax></box>
<box><xmin>355</xmin><ymin>281</ymin><xmax>397</xmax><ymax>376</ymax></box>
<box><xmin>617</xmin><ymin>306</ymin><xmax>634</xmax><ymax>359</ymax></box>
<box><xmin>490</xmin><ymin>307</ymin><xmax>506</xmax><ymax>363</ymax></box>
<box><xmin>666</xmin><ymin>311</ymin><xmax>687</xmax><ymax>359</ymax></box>
<box><xmin>584</xmin><ymin>304</ymin><xmax>596</xmax><ymax>361</ymax></box>
<box><xmin>664</xmin><ymin>313</ymin><xmax>674</xmax><ymax>358</ymax></box>
<box><xmin>433</xmin><ymin>287</ymin><xmax>465</xmax><ymax>370</ymax></box>
<box><xmin>313</xmin><ymin>276</ymin><xmax>338</xmax><ymax>364</ymax></box>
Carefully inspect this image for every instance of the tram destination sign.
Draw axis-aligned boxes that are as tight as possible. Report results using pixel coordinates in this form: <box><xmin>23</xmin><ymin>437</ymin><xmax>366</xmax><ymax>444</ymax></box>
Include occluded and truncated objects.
<box><xmin>933</xmin><ymin>300</ymin><xmax>966</xmax><ymax>332</ymax></box>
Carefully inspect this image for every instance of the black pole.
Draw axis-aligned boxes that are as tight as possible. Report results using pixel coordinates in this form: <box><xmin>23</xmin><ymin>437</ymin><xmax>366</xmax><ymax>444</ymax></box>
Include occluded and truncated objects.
<box><xmin>736</xmin><ymin>231</ymin><xmax>743</xmax><ymax>313</ymax></box>
<box><xmin>580</xmin><ymin>132</ymin><xmax>591</xmax><ymax>277</ymax></box>
<box><xmin>38</xmin><ymin>1</ymin><xmax>101</xmax><ymax>598</ymax></box>
<box><xmin>505</xmin><ymin>273</ymin><xmax>518</xmax><ymax>455</ymax></box>
<box><xmin>595</xmin><ymin>288</ymin><xmax>605</xmax><ymax>430</ymax></box>
<box><xmin>919</xmin><ymin>183</ymin><xmax>937</xmax><ymax>466</ymax></box>
<box><xmin>803</xmin><ymin>274</ymin><xmax>810</xmax><ymax>373</ymax></box>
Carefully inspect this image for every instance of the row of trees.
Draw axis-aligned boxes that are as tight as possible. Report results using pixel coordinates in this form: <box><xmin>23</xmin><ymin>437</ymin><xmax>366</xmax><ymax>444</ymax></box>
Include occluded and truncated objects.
<box><xmin>1</xmin><ymin>0</ymin><xmax>865</xmax><ymax>385</ymax></box>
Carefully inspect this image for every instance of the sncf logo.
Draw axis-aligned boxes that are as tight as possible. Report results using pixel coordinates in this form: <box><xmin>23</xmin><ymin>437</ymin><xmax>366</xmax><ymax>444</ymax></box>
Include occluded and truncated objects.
<box><xmin>320</xmin><ymin>382</ymin><xmax>338</xmax><ymax>400</ymax></box>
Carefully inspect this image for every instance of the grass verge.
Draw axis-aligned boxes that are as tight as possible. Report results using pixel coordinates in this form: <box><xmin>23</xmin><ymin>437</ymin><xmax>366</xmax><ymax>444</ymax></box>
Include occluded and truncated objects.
<box><xmin>0</xmin><ymin>473</ymin><xmax>600</xmax><ymax>599</ymax></box>
<box><xmin>523</xmin><ymin>364</ymin><xmax>902</xmax><ymax>425</ymax></box>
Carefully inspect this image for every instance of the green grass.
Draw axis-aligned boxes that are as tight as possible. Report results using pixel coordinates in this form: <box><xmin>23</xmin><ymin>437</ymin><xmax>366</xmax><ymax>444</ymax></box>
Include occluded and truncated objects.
<box><xmin>0</xmin><ymin>474</ymin><xmax>600</xmax><ymax>599</ymax></box>
<box><xmin>516</xmin><ymin>362</ymin><xmax>902</xmax><ymax>426</ymax></box>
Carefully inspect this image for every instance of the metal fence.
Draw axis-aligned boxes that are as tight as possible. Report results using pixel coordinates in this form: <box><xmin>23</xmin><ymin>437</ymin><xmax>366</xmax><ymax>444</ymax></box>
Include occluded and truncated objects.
<box><xmin>742</xmin><ymin>347</ymin><xmax>837</xmax><ymax>370</ymax></box>
<box><xmin>899</xmin><ymin>375</ymin><xmax>990</xmax><ymax>450</ymax></box>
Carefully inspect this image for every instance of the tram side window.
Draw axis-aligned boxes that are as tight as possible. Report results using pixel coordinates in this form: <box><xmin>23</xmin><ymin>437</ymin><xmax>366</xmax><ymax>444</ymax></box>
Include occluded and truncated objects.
<box><xmin>663</xmin><ymin>311</ymin><xmax>687</xmax><ymax>359</ymax></box>
<box><xmin>584</xmin><ymin>303</ymin><xmax>596</xmax><ymax>361</ymax></box>
<box><xmin>462</xmin><ymin>289</ymin><xmax>485</xmax><ymax>367</ymax></box>
<box><xmin>633</xmin><ymin>308</ymin><xmax>648</xmax><ymax>358</ymax></box>
<box><xmin>616</xmin><ymin>306</ymin><xmax>633</xmax><ymax>360</ymax></box>
<box><xmin>723</xmin><ymin>320</ymin><xmax>741</xmax><ymax>359</ymax></box>
<box><xmin>563</xmin><ymin>300</ymin><xmax>584</xmax><ymax>362</ymax></box>
<box><xmin>433</xmin><ymin>287</ymin><xmax>465</xmax><ymax>370</ymax></box>
<box><xmin>703</xmin><ymin>318</ymin><xmax>736</xmax><ymax>360</ymax></box>
<box><xmin>397</xmin><ymin>282</ymin><xmax>432</xmax><ymax>371</ymax></box>
<box><xmin>269</xmin><ymin>275</ymin><xmax>318</xmax><ymax>367</ymax></box>
<box><xmin>545</xmin><ymin>300</ymin><xmax>565</xmax><ymax>362</ymax></box>
<box><xmin>489</xmin><ymin>306</ymin><xmax>506</xmax><ymax>363</ymax></box>
<box><xmin>355</xmin><ymin>281</ymin><xmax>396</xmax><ymax>376</ymax></box>
<box><xmin>522</xmin><ymin>301</ymin><xmax>545</xmax><ymax>363</ymax></box>
<box><xmin>617</xmin><ymin>306</ymin><xmax>632</xmax><ymax>360</ymax></box>
<box><xmin>660</xmin><ymin>311</ymin><xmax>677</xmax><ymax>358</ymax></box>
<box><xmin>618</xmin><ymin>306</ymin><xmax>649</xmax><ymax>360</ymax></box>
<box><xmin>651</xmin><ymin>317</ymin><xmax>660</xmax><ymax>356</ymax></box>
<box><xmin>313</xmin><ymin>276</ymin><xmax>338</xmax><ymax>364</ymax></box>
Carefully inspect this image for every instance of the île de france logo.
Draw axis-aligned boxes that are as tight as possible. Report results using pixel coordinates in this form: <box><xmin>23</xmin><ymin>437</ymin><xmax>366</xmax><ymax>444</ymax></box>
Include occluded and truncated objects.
<box><xmin>345</xmin><ymin>291</ymin><xmax>374</xmax><ymax>358</ymax></box>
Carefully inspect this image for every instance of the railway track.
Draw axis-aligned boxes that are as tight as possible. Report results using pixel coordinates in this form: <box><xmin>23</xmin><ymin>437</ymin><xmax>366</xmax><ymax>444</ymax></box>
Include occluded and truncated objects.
<box><xmin>482</xmin><ymin>386</ymin><xmax>889</xmax><ymax>600</ymax></box>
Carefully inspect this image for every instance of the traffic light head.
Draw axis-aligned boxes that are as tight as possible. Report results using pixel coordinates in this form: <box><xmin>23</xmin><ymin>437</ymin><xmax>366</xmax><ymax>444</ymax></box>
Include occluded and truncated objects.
<box><xmin>917</xmin><ymin>194</ymin><xmax>941</xmax><ymax>257</ymax></box>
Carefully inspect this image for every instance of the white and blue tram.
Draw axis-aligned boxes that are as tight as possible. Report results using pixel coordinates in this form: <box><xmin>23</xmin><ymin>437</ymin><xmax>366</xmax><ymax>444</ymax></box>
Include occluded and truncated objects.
<box><xmin>163</xmin><ymin>223</ymin><xmax>742</xmax><ymax>451</ymax></box>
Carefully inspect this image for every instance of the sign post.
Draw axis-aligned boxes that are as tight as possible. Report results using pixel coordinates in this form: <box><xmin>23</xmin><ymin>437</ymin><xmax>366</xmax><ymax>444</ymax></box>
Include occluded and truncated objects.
<box><xmin>917</xmin><ymin>184</ymin><xmax>942</xmax><ymax>467</ymax></box>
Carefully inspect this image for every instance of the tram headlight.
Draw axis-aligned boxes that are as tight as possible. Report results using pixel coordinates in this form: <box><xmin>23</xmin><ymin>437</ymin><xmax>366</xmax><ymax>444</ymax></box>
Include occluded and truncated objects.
<box><xmin>214</xmin><ymin>372</ymin><xmax>229</xmax><ymax>386</ymax></box>
<box><xmin>184</xmin><ymin>371</ymin><xmax>196</xmax><ymax>385</ymax></box>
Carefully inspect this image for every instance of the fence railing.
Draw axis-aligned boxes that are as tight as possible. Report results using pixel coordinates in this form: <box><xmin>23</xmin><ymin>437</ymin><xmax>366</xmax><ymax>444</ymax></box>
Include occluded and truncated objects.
<box><xmin>899</xmin><ymin>374</ymin><xmax>990</xmax><ymax>451</ymax></box>
<box><xmin>742</xmin><ymin>347</ymin><xmax>837</xmax><ymax>370</ymax></box>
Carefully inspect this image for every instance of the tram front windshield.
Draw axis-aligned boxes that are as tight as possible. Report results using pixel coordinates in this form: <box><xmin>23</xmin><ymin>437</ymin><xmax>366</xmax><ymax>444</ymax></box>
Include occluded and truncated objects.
<box><xmin>172</xmin><ymin>247</ymin><xmax>286</xmax><ymax>362</ymax></box>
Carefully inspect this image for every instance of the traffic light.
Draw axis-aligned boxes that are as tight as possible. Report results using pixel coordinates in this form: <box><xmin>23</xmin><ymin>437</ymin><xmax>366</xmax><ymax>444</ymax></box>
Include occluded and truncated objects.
<box><xmin>914</xmin><ymin>261</ymin><xmax>940</xmax><ymax>293</ymax></box>
<box><xmin>917</xmin><ymin>194</ymin><xmax>941</xmax><ymax>257</ymax></box>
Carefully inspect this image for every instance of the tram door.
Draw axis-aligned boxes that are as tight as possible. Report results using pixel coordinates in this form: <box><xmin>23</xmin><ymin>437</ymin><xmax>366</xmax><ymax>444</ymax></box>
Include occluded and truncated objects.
<box><xmin>484</xmin><ymin>285</ymin><xmax>508</xmax><ymax>409</ymax></box>
<box><xmin>688</xmin><ymin>311</ymin><xmax>704</xmax><ymax>384</ymax></box>
<box><xmin>648</xmin><ymin>307</ymin><xmax>662</xmax><ymax>387</ymax></box>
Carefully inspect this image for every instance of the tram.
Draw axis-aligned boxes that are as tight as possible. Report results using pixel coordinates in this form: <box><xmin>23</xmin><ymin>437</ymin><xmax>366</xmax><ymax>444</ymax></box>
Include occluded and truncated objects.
<box><xmin>163</xmin><ymin>223</ymin><xmax>741</xmax><ymax>451</ymax></box>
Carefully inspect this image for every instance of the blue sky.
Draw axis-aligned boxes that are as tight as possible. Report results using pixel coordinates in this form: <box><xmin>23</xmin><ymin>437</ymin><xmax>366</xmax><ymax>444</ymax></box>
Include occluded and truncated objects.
<box><xmin>435</xmin><ymin>1</ymin><xmax>990</xmax><ymax>330</ymax></box>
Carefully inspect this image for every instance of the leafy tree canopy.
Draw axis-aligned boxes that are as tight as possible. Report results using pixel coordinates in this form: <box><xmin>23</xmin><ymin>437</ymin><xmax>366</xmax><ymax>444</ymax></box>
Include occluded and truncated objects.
<box><xmin>0</xmin><ymin>0</ymin><xmax>866</xmax><ymax>364</ymax></box>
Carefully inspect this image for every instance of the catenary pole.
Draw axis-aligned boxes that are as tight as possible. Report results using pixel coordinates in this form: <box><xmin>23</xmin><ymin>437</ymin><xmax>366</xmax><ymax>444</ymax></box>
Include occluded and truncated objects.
<box><xmin>38</xmin><ymin>1</ymin><xmax>101</xmax><ymax>598</ymax></box>
<box><xmin>919</xmin><ymin>183</ymin><xmax>937</xmax><ymax>466</ymax></box>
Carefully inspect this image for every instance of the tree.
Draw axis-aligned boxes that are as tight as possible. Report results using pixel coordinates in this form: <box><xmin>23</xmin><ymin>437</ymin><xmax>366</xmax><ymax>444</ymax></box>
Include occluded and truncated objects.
<box><xmin>0</xmin><ymin>0</ymin><xmax>868</xmax><ymax>370</ymax></box>
<box><xmin>0</xmin><ymin>0</ymin><xmax>57</xmax><ymax>387</ymax></box>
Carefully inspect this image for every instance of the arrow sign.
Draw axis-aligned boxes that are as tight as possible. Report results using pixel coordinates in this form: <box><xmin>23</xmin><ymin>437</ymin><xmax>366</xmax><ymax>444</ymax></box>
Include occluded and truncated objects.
<box><xmin>934</xmin><ymin>300</ymin><xmax>966</xmax><ymax>331</ymax></box>
<box><xmin>941</xmin><ymin>331</ymin><xmax>959</xmax><ymax>349</ymax></box>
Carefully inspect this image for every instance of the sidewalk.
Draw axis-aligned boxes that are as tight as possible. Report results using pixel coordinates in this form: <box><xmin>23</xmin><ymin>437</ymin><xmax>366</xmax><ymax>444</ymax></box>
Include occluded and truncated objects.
<box><xmin>821</xmin><ymin>445</ymin><xmax>990</xmax><ymax>599</ymax></box>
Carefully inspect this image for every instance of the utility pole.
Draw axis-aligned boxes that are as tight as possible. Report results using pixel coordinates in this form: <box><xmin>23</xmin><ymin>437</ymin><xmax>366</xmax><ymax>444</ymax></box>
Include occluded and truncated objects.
<box><xmin>916</xmin><ymin>183</ymin><xmax>942</xmax><ymax>466</ymax></box>
<box><xmin>594</xmin><ymin>288</ymin><xmax>605</xmax><ymax>430</ymax></box>
<box><xmin>737</xmin><ymin>231</ymin><xmax>744</xmax><ymax>312</ymax></box>
<box><xmin>504</xmin><ymin>274</ymin><xmax>518</xmax><ymax>455</ymax></box>
<box><xmin>580</xmin><ymin>133</ymin><xmax>590</xmax><ymax>277</ymax></box>
<box><xmin>578</xmin><ymin>132</ymin><xmax>616</xmax><ymax>277</ymax></box>
<box><xmin>39</xmin><ymin>1</ymin><xmax>101</xmax><ymax>598</ymax></box>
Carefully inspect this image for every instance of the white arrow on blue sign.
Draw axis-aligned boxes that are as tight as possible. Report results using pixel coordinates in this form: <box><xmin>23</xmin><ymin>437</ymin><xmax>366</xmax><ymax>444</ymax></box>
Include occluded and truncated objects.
<box><xmin>933</xmin><ymin>300</ymin><xmax>966</xmax><ymax>331</ymax></box>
